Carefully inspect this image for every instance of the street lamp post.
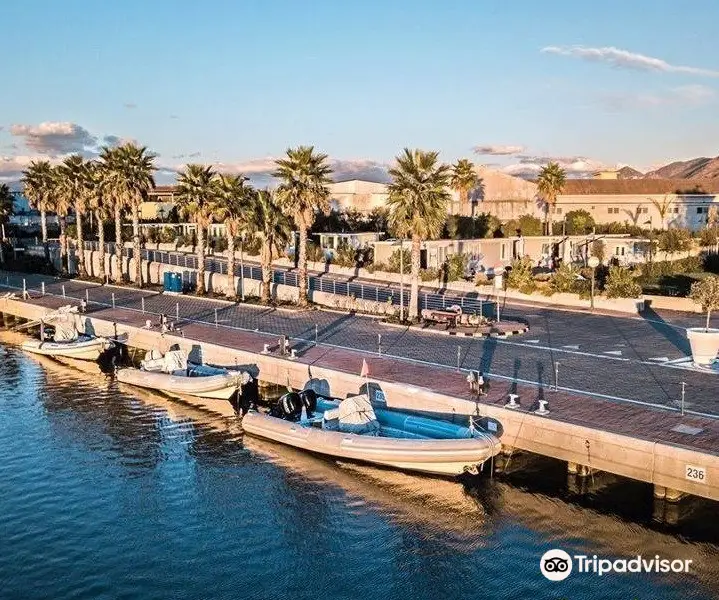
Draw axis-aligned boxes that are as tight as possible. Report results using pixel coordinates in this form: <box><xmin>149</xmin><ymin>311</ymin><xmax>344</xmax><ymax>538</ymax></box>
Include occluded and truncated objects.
<box><xmin>239</xmin><ymin>233</ymin><xmax>245</xmax><ymax>302</ymax></box>
<box><xmin>588</xmin><ymin>256</ymin><xmax>600</xmax><ymax>310</ymax></box>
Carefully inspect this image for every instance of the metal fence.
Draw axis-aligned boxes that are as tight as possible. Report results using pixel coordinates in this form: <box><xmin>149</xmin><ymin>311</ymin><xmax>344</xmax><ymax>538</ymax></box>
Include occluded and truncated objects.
<box><xmin>82</xmin><ymin>243</ymin><xmax>497</xmax><ymax>319</ymax></box>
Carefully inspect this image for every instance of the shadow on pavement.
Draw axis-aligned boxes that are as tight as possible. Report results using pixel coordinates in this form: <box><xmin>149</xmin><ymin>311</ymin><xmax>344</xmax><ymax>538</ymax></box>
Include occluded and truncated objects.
<box><xmin>641</xmin><ymin>301</ymin><xmax>691</xmax><ymax>356</ymax></box>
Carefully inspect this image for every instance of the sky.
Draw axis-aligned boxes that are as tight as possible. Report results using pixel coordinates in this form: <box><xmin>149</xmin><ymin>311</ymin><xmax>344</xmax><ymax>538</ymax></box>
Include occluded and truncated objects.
<box><xmin>2</xmin><ymin>0</ymin><xmax>719</xmax><ymax>185</ymax></box>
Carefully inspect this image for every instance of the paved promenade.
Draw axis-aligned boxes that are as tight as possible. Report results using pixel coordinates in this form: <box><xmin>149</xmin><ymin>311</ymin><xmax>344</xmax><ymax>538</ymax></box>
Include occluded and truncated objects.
<box><xmin>2</xmin><ymin>271</ymin><xmax>718</xmax><ymax>419</ymax></box>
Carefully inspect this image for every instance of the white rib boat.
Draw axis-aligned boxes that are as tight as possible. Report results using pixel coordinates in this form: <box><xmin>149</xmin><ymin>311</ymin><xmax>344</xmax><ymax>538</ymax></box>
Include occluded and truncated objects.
<box><xmin>22</xmin><ymin>336</ymin><xmax>112</xmax><ymax>361</ymax></box>
<box><xmin>242</xmin><ymin>391</ymin><xmax>501</xmax><ymax>476</ymax></box>
<box><xmin>116</xmin><ymin>348</ymin><xmax>248</xmax><ymax>401</ymax></box>
<box><xmin>19</xmin><ymin>306</ymin><xmax>113</xmax><ymax>361</ymax></box>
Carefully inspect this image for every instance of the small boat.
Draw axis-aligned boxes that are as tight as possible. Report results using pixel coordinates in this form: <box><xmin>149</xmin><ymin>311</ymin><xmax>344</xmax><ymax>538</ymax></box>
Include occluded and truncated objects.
<box><xmin>116</xmin><ymin>347</ymin><xmax>249</xmax><ymax>401</ymax></box>
<box><xmin>19</xmin><ymin>306</ymin><xmax>113</xmax><ymax>361</ymax></box>
<box><xmin>241</xmin><ymin>390</ymin><xmax>501</xmax><ymax>477</ymax></box>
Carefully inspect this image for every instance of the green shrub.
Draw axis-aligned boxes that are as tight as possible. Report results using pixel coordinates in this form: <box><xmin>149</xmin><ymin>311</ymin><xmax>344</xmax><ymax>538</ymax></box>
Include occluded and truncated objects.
<box><xmin>159</xmin><ymin>227</ymin><xmax>178</xmax><ymax>244</ymax></box>
<box><xmin>213</xmin><ymin>237</ymin><xmax>228</xmax><ymax>252</ymax></box>
<box><xmin>551</xmin><ymin>262</ymin><xmax>580</xmax><ymax>293</ymax></box>
<box><xmin>689</xmin><ymin>275</ymin><xmax>719</xmax><ymax>329</ymax></box>
<box><xmin>506</xmin><ymin>256</ymin><xmax>536</xmax><ymax>294</ymax></box>
<box><xmin>501</xmin><ymin>214</ymin><xmax>543</xmax><ymax>237</ymax></box>
<box><xmin>243</xmin><ymin>235</ymin><xmax>262</xmax><ymax>256</ymax></box>
<box><xmin>444</xmin><ymin>253</ymin><xmax>469</xmax><ymax>282</ymax></box>
<box><xmin>605</xmin><ymin>266</ymin><xmax>642</xmax><ymax>298</ymax></box>
<box><xmin>333</xmin><ymin>242</ymin><xmax>360</xmax><ymax>268</ymax></box>
<box><xmin>420</xmin><ymin>268</ymin><xmax>440</xmax><ymax>282</ymax></box>
<box><xmin>564</xmin><ymin>209</ymin><xmax>595</xmax><ymax>235</ymax></box>
<box><xmin>307</xmin><ymin>241</ymin><xmax>326</xmax><ymax>263</ymax></box>
<box><xmin>699</xmin><ymin>228</ymin><xmax>719</xmax><ymax>248</ymax></box>
<box><xmin>657</xmin><ymin>228</ymin><xmax>692</xmax><ymax>258</ymax></box>
<box><xmin>387</xmin><ymin>248</ymin><xmax>411</xmax><ymax>273</ymax></box>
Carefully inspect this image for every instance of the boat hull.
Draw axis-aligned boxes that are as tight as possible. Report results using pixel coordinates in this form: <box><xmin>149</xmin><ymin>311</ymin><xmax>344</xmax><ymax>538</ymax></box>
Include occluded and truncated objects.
<box><xmin>116</xmin><ymin>367</ymin><xmax>241</xmax><ymax>400</ymax></box>
<box><xmin>21</xmin><ymin>338</ymin><xmax>110</xmax><ymax>361</ymax></box>
<box><xmin>241</xmin><ymin>411</ymin><xmax>500</xmax><ymax>476</ymax></box>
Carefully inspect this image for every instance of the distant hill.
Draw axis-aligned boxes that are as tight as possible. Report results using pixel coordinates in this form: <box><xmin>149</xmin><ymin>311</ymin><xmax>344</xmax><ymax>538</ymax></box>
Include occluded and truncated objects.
<box><xmin>617</xmin><ymin>166</ymin><xmax>643</xmax><ymax>179</ymax></box>
<box><xmin>644</xmin><ymin>156</ymin><xmax>719</xmax><ymax>179</ymax></box>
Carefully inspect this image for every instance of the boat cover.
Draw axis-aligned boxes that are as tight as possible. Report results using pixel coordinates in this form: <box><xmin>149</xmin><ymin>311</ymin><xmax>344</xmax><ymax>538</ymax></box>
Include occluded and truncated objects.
<box><xmin>142</xmin><ymin>349</ymin><xmax>188</xmax><ymax>374</ymax></box>
<box><xmin>336</xmin><ymin>394</ymin><xmax>380</xmax><ymax>435</ymax></box>
<box><xmin>52</xmin><ymin>318</ymin><xmax>78</xmax><ymax>342</ymax></box>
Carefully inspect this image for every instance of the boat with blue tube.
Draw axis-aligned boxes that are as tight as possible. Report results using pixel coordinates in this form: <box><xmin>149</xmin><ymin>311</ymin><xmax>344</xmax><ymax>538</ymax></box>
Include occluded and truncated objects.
<box><xmin>241</xmin><ymin>389</ymin><xmax>501</xmax><ymax>477</ymax></box>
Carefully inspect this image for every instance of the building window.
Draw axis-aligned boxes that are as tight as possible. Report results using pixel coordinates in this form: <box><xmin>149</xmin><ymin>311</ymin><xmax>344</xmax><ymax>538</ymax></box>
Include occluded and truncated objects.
<box><xmin>697</xmin><ymin>207</ymin><xmax>706</xmax><ymax>214</ymax></box>
<box><xmin>639</xmin><ymin>207</ymin><xmax>648</xmax><ymax>214</ymax></box>
<box><xmin>615</xmin><ymin>247</ymin><xmax>625</xmax><ymax>256</ymax></box>
<box><xmin>672</xmin><ymin>207</ymin><xmax>679</xmax><ymax>213</ymax></box>
<box><xmin>501</xmin><ymin>244</ymin><xmax>506</xmax><ymax>260</ymax></box>
<box><xmin>554</xmin><ymin>207</ymin><xmax>562</xmax><ymax>215</ymax></box>
<box><xmin>607</xmin><ymin>207</ymin><xmax>620</xmax><ymax>214</ymax></box>
<box><xmin>541</xmin><ymin>243</ymin><xmax>550</xmax><ymax>255</ymax></box>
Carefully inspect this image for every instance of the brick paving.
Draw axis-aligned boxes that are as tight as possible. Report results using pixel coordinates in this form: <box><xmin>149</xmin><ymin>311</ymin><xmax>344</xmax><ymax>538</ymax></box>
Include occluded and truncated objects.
<box><xmin>2</xmin><ymin>271</ymin><xmax>719</xmax><ymax>419</ymax></box>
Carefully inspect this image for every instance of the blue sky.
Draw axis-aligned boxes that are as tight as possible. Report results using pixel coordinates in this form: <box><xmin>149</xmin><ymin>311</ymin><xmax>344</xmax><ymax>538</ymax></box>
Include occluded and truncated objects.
<box><xmin>2</xmin><ymin>0</ymin><xmax>719</xmax><ymax>183</ymax></box>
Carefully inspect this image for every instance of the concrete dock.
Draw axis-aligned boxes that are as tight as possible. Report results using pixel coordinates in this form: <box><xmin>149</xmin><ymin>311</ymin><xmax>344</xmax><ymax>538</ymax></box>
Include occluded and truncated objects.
<box><xmin>1</xmin><ymin>273</ymin><xmax>718</xmax><ymax>503</ymax></box>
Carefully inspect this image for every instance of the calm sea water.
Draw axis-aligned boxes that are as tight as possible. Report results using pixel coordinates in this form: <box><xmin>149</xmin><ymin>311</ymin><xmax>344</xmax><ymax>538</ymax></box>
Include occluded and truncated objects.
<box><xmin>1</xmin><ymin>335</ymin><xmax>718</xmax><ymax>600</ymax></box>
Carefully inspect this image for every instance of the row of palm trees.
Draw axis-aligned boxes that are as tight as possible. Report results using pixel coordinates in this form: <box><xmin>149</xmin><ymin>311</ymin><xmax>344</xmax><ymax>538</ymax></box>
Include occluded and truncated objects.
<box><xmin>20</xmin><ymin>142</ymin><xmax>565</xmax><ymax>321</ymax></box>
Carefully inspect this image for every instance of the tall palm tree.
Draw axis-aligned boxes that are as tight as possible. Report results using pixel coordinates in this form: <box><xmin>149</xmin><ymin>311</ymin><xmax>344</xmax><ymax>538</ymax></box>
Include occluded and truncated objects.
<box><xmin>387</xmin><ymin>148</ymin><xmax>451</xmax><ymax>321</ymax></box>
<box><xmin>251</xmin><ymin>189</ymin><xmax>292</xmax><ymax>304</ymax></box>
<box><xmin>649</xmin><ymin>194</ymin><xmax>672</xmax><ymax>230</ymax></box>
<box><xmin>59</xmin><ymin>155</ymin><xmax>88</xmax><ymax>277</ymax></box>
<box><xmin>537</xmin><ymin>162</ymin><xmax>566</xmax><ymax>236</ymax></box>
<box><xmin>83</xmin><ymin>161</ymin><xmax>111</xmax><ymax>281</ymax></box>
<box><xmin>450</xmin><ymin>158</ymin><xmax>478</xmax><ymax>217</ymax></box>
<box><xmin>0</xmin><ymin>184</ymin><xmax>14</xmax><ymax>266</ymax></box>
<box><xmin>175</xmin><ymin>164</ymin><xmax>217</xmax><ymax>295</ymax></box>
<box><xmin>99</xmin><ymin>143</ymin><xmax>156</xmax><ymax>286</ymax></box>
<box><xmin>213</xmin><ymin>173</ymin><xmax>252</xmax><ymax>299</ymax></box>
<box><xmin>273</xmin><ymin>146</ymin><xmax>333</xmax><ymax>307</ymax></box>
<box><xmin>50</xmin><ymin>166</ymin><xmax>72</xmax><ymax>275</ymax></box>
<box><xmin>99</xmin><ymin>147</ymin><xmax>125</xmax><ymax>283</ymax></box>
<box><xmin>21</xmin><ymin>160</ymin><xmax>54</xmax><ymax>258</ymax></box>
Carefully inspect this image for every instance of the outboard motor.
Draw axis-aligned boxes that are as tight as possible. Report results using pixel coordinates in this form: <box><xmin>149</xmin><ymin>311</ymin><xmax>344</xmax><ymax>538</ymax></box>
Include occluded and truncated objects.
<box><xmin>269</xmin><ymin>392</ymin><xmax>303</xmax><ymax>421</ymax></box>
<box><xmin>299</xmin><ymin>389</ymin><xmax>318</xmax><ymax>416</ymax></box>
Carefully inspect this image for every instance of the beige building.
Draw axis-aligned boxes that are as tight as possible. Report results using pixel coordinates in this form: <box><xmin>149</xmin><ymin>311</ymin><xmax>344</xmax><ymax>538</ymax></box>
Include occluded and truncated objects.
<box><xmin>140</xmin><ymin>185</ymin><xmax>178</xmax><ymax>220</ymax></box>
<box><xmin>328</xmin><ymin>180</ymin><xmax>390</xmax><ymax>213</ymax></box>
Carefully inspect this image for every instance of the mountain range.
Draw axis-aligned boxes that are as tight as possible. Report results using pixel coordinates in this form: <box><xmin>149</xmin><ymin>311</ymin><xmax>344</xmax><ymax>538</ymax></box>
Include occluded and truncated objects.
<box><xmin>618</xmin><ymin>156</ymin><xmax>719</xmax><ymax>180</ymax></box>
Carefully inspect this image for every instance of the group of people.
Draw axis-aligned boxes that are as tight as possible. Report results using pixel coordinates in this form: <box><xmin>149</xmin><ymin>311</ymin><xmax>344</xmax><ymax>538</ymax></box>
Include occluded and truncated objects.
<box><xmin>466</xmin><ymin>371</ymin><xmax>489</xmax><ymax>396</ymax></box>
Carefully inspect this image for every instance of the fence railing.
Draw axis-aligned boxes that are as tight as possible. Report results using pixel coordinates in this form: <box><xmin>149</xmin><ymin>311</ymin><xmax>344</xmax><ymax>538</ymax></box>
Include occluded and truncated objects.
<box><xmin>81</xmin><ymin>242</ymin><xmax>497</xmax><ymax>318</ymax></box>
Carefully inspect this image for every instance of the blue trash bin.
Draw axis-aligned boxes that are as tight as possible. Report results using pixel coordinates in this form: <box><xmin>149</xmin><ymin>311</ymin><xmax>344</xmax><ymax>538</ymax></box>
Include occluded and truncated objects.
<box><xmin>173</xmin><ymin>273</ymin><xmax>183</xmax><ymax>293</ymax></box>
<box><xmin>163</xmin><ymin>271</ymin><xmax>172</xmax><ymax>292</ymax></box>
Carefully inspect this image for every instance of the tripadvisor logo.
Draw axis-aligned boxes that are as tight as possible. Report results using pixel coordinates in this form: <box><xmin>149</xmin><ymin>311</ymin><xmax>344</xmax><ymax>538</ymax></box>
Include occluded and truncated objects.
<box><xmin>540</xmin><ymin>549</ymin><xmax>693</xmax><ymax>581</ymax></box>
<box><xmin>540</xmin><ymin>549</ymin><xmax>573</xmax><ymax>581</ymax></box>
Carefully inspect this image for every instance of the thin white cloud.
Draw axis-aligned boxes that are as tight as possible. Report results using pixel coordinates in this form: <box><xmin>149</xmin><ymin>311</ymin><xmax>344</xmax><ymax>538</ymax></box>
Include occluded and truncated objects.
<box><xmin>541</xmin><ymin>45</ymin><xmax>719</xmax><ymax>78</ymax></box>
<box><xmin>0</xmin><ymin>154</ymin><xmax>60</xmax><ymax>183</ymax></box>
<box><xmin>502</xmin><ymin>155</ymin><xmax>606</xmax><ymax>179</ymax></box>
<box><xmin>123</xmin><ymin>102</ymin><xmax>137</xmax><ymax>109</ymax></box>
<box><xmin>601</xmin><ymin>84</ymin><xmax>717</xmax><ymax>111</ymax></box>
<box><xmin>473</xmin><ymin>144</ymin><xmax>525</xmax><ymax>156</ymax></box>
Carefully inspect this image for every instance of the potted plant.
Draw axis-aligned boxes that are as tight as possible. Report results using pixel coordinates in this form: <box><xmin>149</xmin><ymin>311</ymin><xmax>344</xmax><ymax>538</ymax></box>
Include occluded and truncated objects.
<box><xmin>687</xmin><ymin>275</ymin><xmax>719</xmax><ymax>366</ymax></box>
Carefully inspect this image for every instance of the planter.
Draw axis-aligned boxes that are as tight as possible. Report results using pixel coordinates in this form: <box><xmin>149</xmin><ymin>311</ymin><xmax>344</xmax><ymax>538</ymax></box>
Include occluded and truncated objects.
<box><xmin>686</xmin><ymin>327</ymin><xmax>719</xmax><ymax>366</ymax></box>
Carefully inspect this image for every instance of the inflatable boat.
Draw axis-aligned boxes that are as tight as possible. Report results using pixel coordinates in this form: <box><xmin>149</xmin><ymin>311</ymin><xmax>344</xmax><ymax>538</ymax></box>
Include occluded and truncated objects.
<box><xmin>22</xmin><ymin>335</ymin><xmax>113</xmax><ymax>361</ymax></box>
<box><xmin>116</xmin><ymin>348</ymin><xmax>249</xmax><ymax>400</ymax></box>
<box><xmin>241</xmin><ymin>391</ymin><xmax>501</xmax><ymax>476</ymax></box>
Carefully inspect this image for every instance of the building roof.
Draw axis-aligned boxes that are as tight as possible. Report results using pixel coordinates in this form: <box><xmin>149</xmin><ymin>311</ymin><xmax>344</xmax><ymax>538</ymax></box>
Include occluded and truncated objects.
<box><xmin>560</xmin><ymin>178</ymin><xmax>719</xmax><ymax>195</ymax></box>
<box><xmin>149</xmin><ymin>185</ymin><xmax>177</xmax><ymax>194</ymax></box>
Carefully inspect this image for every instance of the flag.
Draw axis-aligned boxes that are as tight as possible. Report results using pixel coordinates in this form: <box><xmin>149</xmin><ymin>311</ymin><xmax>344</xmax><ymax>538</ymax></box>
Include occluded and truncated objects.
<box><xmin>360</xmin><ymin>359</ymin><xmax>369</xmax><ymax>378</ymax></box>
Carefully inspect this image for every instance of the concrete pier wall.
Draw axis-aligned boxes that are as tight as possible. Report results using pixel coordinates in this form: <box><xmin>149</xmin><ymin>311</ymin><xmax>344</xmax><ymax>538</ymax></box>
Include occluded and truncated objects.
<box><xmin>2</xmin><ymin>296</ymin><xmax>717</xmax><ymax>502</ymax></box>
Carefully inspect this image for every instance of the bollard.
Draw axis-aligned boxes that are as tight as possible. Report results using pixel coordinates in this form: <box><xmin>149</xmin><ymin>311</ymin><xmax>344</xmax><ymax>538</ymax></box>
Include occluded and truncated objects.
<box><xmin>681</xmin><ymin>381</ymin><xmax>686</xmax><ymax>416</ymax></box>
<box><xmin>176</xmin><ymin>303</ymin><xmax>179</xmax><ymax>321</ymax></box>
<box><xmin>62</xmin><ymin>285</ymin><xmax>66</xmax><ymax>298</ymax></box>
<box><xmin>85</xmin><ymin>288</ymin><xmax>89</xmax><ymax>303</ymax></box>
<box><xmin>315</xmin><ymin>324</ymin><xmax>318</xmax><ymax>345</ymax></box>
<box><xmin>112</xmin><ymin>293</ymin><xmax>116</xmax><ymax>309</ymax></box>
<box><xmin>141</xmin><ymin>297</ymin><xmax>145</xmax><ymax>313</ymax></box>
<box><xmin>456</xmin><ymin>345</ymin><xmax>461</xmax><ymax>372</ymax></box>
<box><xmin>41</xmin><ymin>282</ymin><xmax>45</xmax><ymax>296</ymax></box>
<box><xmin>23</xmin><ymin>279</ymin><xmax>26</xmax><ymax>297</ymax></box>
<box><xmin>214</xmin><ymin>308</ymin><xmax>218</xmax><ymax>328</ymax></box>
<box><xmin>378</xmin><ymin>333</ymin><xmax>382</xmax><ymax>355</ymax></box>
<box><xmin>553</xmin><ymin>361</ymin><xmax>560</xmax><ymax>392</ymax></box>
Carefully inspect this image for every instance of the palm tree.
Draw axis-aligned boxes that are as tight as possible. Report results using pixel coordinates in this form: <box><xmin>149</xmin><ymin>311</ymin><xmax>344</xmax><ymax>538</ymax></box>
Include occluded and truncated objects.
<box><xmin>21</xmin><ymin>160</ymin><xmax>54</xmax><ymax>259</ymax></box>
<box><xmin>0</xmin><ymin>184</ymin><xmax>14</xmax><ymax>266</ymax></box>
<box><xmin>213</xmin><ymin>173</ymin><xmax>252</xmax><ymax>299</ymax></box>
<box><xmin>59</xmin><ymin>155</ymin><xmax>88</xmax><ymax>277</ymax></box>
<box><xmin>50</xmin><ymin>166</ymin><xmax>72</xmax><ymax>275</ymax></box>
<box><xmin>387</xmin><ymin>148</ymin><xmax>451</xmax><ymax>321</ymax></box>
<box><xmin>99</xmin><ymin>143</ymin><xmax>156</xmax><ymax>286</ymax></box>
<box><xmin>251</xmin><ymin>189</ymin><xmax>292</xmax><ymax>304</ymax></box>
<box><xmin>99</xmin><ymin>147</ymin><xmax>125</xmax><ymax>283</ymax></box>
<box><xmin>537</xmin><ymin>162</ymin><xmax>566</xmax><ymax>235</ymax></box>
<box><xmin>450</xmin><ymin>158</ymin><xmax>478</xmax><ymax>217</ymax></box>
<box><xmin>83</xmin><ymin>161</ymin><xmax>111</xmax><ymax>281</ymax></box>
<box><xmin>273</xmin><ymin>146</ymin><xmax>333</xmax><ymax>307</ymax></box>
<box><xmin>175</xmin><ymin>164</ymin><xmax>217</xmax><ymax>295</ymax></box>
<box><xmin>649</xmin><ymin>194</ymin><xmax>672</xmax><ymax>230</ymax></box>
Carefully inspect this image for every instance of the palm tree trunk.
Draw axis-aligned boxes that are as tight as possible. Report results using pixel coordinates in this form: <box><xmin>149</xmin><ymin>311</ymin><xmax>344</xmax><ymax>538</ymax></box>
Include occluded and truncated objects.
<box><xmin>75</xmin><ymin>203</ymin><xmax>87</xmax><ymax>278</ymax></box>
<box><xmin>40</xmin><ymin>208</ymin><xmax>50</xmax><ymax>265</ymax></box>
<box><xmin>59</xmin><ymin>215</ymin><xmax>68</xmax><ymax>275</ymax></box>
<box><xmin>97</xmin><ymin>212</ymin><xmax>106</xmax><ymax>282</ymax></box>
<box><xmin>226</xmin><ymin>227</ymin><xmax>236</xmax><ymax>300</ymax></box>
<box><xmin>114</xmin><ymin>205</ymin><xmax>123</xmax><ymax>283</ymax></box>
<box><xmin>460</xmin><ymin>189</ymin><xmax>468</xmax><ymax>217</ymax></box>
<box><xmin>196</xmin><ymin>223</ymin><xmax>206</xmax><ymax>295</ymax></box>
<box><xmin>132</xmin><ymin>203</ymin><xmax>142</xmax><ymax>287</ymax></box>
<box><xmin>409</xmin><ymin>235</ymin><xmax>421</xmax><ymax>321</ymax></box>
<box><xmin>298</xmin><ymin>228</ymin><xmax>309</xmax><ymax>307</ymax></box>
<box><xmin>261</xmin><ymin>241</ymin><xmax>272</xmax><ymax>304</ymax></box>
<box><xmin>545</xmin><ymin>203</ymin><xmax>553</xmax><ymax>236</ymax></box>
